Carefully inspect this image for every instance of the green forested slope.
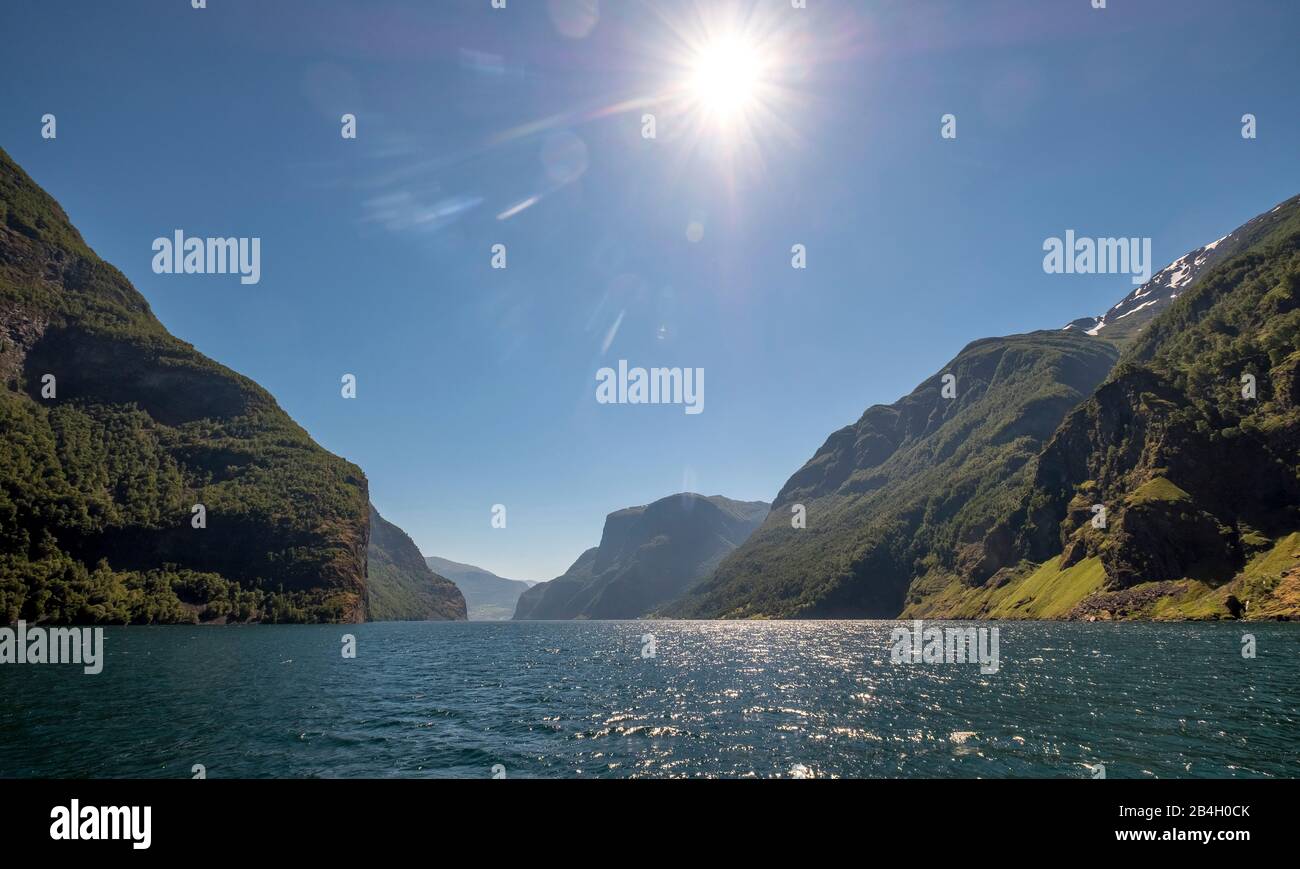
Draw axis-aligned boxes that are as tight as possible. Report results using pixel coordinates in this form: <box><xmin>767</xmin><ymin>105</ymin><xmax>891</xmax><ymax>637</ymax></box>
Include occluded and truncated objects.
<box><xmin>670</xmin><ymin>332</ymin><xmax>1118</xmax><ymax>618</ymax></box>
<box><xmin>0</xmin><ymin>146</ymin><xmax>371</xmax><ymax>624</ymax></box>
<box><xmin>926</xmin><ymin>196</ymin><xmax>1300</xmax><ymax>619</ymax></box>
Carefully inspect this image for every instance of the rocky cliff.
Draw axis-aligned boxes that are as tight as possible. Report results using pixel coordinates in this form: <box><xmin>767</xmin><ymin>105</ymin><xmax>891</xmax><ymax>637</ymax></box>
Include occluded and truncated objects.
<box><xmin>913</xmin><ymin>195</ymin><xmax>1300</xmax><ymax>620</ymax></box>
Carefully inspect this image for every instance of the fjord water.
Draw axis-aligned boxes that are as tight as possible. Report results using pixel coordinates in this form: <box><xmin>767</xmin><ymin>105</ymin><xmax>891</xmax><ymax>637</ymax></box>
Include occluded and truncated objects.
<box><xmin>1</xmin><ymin>622</ymin><xmax>1296</xmax><ymax>779</ymax></box>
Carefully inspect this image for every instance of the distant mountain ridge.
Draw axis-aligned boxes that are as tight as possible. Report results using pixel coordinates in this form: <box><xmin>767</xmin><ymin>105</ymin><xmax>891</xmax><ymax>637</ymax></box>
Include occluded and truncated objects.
<box><xmin>424</xmin><ymin>555</ymin><xmax>533</xmax><ymax>621</ymax></box>
<box><xmin>368</xmin><ymin>507</ymin><xmax>466</xmax><ymax>621</ymax></box>
<box><xmin>514</xmin><ymin>493</ymin><xmax>768</xmax><ymax>620</ymax></box>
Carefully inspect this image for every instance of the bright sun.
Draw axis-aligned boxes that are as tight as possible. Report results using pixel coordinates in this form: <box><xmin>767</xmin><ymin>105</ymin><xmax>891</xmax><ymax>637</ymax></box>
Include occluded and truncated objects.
<box><xmin>647</xmin><ymin>6</ymin><xmax>798</xmax><ymax>161</ymax></box>
<box><xmin>688</xmin><ymin>35</ymin><xmax>766</xmax><ymax>121</ymax></box>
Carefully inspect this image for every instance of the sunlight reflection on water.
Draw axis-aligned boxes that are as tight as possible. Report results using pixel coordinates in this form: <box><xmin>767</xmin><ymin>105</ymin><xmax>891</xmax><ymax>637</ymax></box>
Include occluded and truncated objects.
<box><xmin>1</xmin><ymin>620</ymin><xmax>1296</xmax><ymax>779</ymax></box>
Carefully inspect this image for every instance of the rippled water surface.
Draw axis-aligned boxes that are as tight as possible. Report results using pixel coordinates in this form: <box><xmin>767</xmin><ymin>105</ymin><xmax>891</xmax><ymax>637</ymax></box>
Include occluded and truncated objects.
<box><xmin>1</xmin><ymin>621</ymin><xmax>1297</xmax><ymax>778</ymax></box>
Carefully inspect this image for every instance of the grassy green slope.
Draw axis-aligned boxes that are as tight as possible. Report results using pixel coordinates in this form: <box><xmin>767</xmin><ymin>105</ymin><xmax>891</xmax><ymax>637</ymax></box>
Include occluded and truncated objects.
<box><xmin>908</xmin><ymin>195</ymin><xmax>1300</xmax><ymax>620</ymax></box>
<box><xmin>904</xmin><ymin>556</ymin><xmax>1108</xmax><ymax>620</ymax></box>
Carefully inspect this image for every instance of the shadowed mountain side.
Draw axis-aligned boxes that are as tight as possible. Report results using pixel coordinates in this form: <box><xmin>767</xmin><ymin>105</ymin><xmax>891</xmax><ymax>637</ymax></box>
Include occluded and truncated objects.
<box><xmin>367</xmin><ymin>506</ymin><xmax>466</xmax><ymax>621</ymax></box>
<box><xmin>514</xmin><ymin>493</ymin><xmax>769</xmax><ymax>620</ymax></box>
<box><xmin>424</xmin><ymin>555</ymin><xmax>532</xmax><ymax>621</ymax></box>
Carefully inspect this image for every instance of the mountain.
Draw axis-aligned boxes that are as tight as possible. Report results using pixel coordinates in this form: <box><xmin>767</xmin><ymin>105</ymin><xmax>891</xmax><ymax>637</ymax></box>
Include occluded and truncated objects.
<box><xmin>669</xmin><ymin>333</ymin><xmax>1119</xmax><ymax>618</ymax></box>
<box><xmin>909</xmin><ymin>194</ymin><xmax>1300</xmax><ymax>620</ymax></box>
<box><xmin>514</xmin><ymin>493</ymin><xmax>769</xmax><ymax>620</ymax></box>
<box><xmin>424</xmin><ymin>556</ymin><xmax>533</xmax><ymax>621</ymax></box>
<box><xmin>1062</xmin><ymin>203</ymin><xmax>1289</xmax><ymax>345</ymax></box>
<box><xmin>676</xmin><ymin>194</ymin><xmax>1300</xmax><ymax>621</ymax></box>
<box><xmin>367</xmin><ymin>507</ymin><xmax>466</xmax><ymax>621</ymax></box>
<box><xmin>0</xmin><ymin>146</ymin><xmax>370</xmax><ymax>624</ymax></box>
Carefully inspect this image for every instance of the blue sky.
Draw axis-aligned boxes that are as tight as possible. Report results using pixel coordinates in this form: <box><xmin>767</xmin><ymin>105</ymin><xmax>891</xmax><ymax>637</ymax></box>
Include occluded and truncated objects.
<box><xmin>2</xmin><ymin>0</ymin><xmax>1297</xmax><ymax>581</ymax></box>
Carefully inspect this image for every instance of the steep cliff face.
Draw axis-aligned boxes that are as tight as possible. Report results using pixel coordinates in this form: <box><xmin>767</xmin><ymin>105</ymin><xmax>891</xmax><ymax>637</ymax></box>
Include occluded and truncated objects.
<box><xmin>670</xmin><ymin>332</ymin><xmax>1118</xmax><ymax>619</ymax></box>
<box><xmin>514</xmin><ymin>494</ymin><xmax>769</xmax><ymax>620</ymax></box>
<box><xmin>0</xmin><ymin>147</ymin><xmax>370</xmax><ymax>624</ymax></box>
<box><xmin>367</xmin><ymin>506</ymin><xmax>466</xmax><ymax>621</ymax></box>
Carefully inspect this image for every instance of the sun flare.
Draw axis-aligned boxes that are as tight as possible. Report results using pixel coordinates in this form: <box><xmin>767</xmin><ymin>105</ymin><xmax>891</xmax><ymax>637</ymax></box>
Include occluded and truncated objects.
<box><xmin>688</xmin><ymin>35</ymin><xmax>766</xmax><ymax>121</ymax></box>
<box><xmin>635</xmin><ymin>2</ymin><xmax>804</xmax><ymax>170</ymax></box>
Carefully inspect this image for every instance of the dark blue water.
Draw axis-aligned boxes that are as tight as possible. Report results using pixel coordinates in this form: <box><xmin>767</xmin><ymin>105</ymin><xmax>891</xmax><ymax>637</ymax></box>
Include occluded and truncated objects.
<box><xmin>1</xmin><ymin>621</ymin><xmax>1297</xmax><ymax>778</ymax></box>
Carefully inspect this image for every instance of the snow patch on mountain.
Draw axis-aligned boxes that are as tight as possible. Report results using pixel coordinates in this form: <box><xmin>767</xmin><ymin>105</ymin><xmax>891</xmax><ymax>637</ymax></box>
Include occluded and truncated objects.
<box><xmin>1061</xmin><ymin>196</ymin><xmax>1299</xmax><ymax>342</ymax></box>
<box><xmin>1064</xmin><ymin>229</ymin><xmax>1239</xmax><ymax>338</ymax></box>
<box><xmin>1115</xmin><ymin>298</ymin><xmax>1160</xmax><ymax>320</ymax></box>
